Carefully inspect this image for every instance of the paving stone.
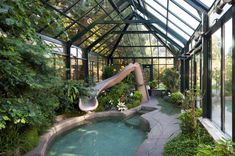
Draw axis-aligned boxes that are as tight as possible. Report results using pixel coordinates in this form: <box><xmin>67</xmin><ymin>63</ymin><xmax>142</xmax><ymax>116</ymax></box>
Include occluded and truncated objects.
<box><xmin>135</xmin><ymin>97</ymin><xmax>180</xmax><ymax>156</ymax></box>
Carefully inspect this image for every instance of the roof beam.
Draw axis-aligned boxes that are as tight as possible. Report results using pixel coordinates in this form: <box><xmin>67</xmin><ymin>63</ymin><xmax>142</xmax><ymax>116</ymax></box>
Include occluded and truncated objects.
<box><xmin>108</xmin><ymin>0</ymin><xmax>120</xmax><ymax>14</ymax></box>
<box><xmin>151</xmin><ymin>0</ymin><xmax>195</xmax><ymax>30</ymax></box>
<box><xmin>111</xmin><ymin>30</ymin><xmax>159</xmax><ymax>34</ymax></box>
<box><xmin>184</xmin><ymin>0</ymin><xmax>209</xmax><ymax>13</ymax></box>
<box><xmin>38</xmin><ymin>0</ymin><xmax>82</xmax><ymax>33</ymax></box>
<box><xmin>68</xmin><ymin>3</ymin><xmax>130</xmax><ymax>44</ymax></box>
<box><xmin>86</xmin><ymin>14</ymin><xmax>134</xmax><ymax>50</ymax></box>
<box><xmin>130</xmin><ymin>0</ymin><xmax>187</xmax><ymax>44</ymax></box>
<box><xmin>143</xmin><ymin>1</ymin><xmax>191</xmax><ymax>37</ymax></box>
<box><xmin>170</xmin><ymin>0</ymin><xmax>201</xmax><ymax>21</ymax></box>
<box><xmin>117</xmin><ymin>45</ymin><xmax>165</xmax><ymax>48</ymax></box>
<box><xmin>136</xmin><ymin>14</ymin><xmax>182</xmax><ymax>50</ymax></box>
<box><xmin>112</xmin><ymin>56</ymin><xmax>174</xmax><ymax>59</ymax></box>
<box><xmin>108</xmin><ymin>23</ymin><xmax>130</xmax><ymax>58</ymax></box>
<box><xmin>96</xmin><ymin>20</ymin><xmax>160</xmax><ymax>24</ymax></box>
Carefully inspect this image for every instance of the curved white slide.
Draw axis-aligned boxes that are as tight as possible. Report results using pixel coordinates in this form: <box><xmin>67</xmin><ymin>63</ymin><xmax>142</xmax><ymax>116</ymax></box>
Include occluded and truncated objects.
<box><xmin>79</xmin><ymin>63</ymin><xmax>149</xmax><ymax>112</ymax></box>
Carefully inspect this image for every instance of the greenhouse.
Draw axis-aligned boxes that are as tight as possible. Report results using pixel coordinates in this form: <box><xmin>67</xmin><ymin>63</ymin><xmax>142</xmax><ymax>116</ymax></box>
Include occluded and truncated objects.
<box><xmin>1</xmin><ymin>0</ymin><xmax>235</xmax><ymax>156</ymax></box>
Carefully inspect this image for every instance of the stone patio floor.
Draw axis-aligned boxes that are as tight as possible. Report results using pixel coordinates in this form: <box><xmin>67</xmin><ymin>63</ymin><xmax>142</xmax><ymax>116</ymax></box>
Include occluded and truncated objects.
<box><xmin>135</xmin><ymin>97</ymin><xmax>181</xmax><ymax>156</ymax></box>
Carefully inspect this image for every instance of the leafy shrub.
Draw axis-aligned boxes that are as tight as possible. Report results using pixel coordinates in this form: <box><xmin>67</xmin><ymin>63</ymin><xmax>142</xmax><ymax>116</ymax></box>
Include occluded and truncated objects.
<box><xmin>164</xmin><ymin>134</ymin><xmax>199</xmax><ymax>156</ymax></box>
<box><xmin>164</xmin><ymin>125</ymin><xmax>214</xmax><ymax>156</ymax></box>
<box><xmin>53</xmin><ymin>80</ymin><xmax>90</xmax><ymax>114</ymax></box>
<box><xmin>0</xmin><ymin>0</ymin><xmax>74</xmax><ymax>154</ymax></box>
<box><xmin>102</xmin><ymin>66</ymin><xmax>117</xmax><ymax>79</ymax></box>
<box><xmin>126</xmin><ymin>91</ymin><xmax>142</xmax><ymax>109</ymax></box>
<box><xmin>179</xmin><ymin>109</ymin><xmax>202</xmax><ymax>134</ymax></box>
<box><xmin>0</xmin><ymin>125</ymin><xmax>40</xmax><ymax>155</ymax></box>
<box><xmin>170</xmin><ymin>91</ymin><xmax>184</xmax><ymax>105</ymax></box>
<box><xmin>160</xmin><ymin>68</ymin><xmax>180</xmax><ymax>92</ymax></box>
<box><xmin>149</xmin><ymin>80</ymin><xmax>158</xmax><ymax>89</ymax></box>
<box><xmin>97</xmin><ymin>81</ymin><xmax>142</xmax><ymax>111</ymax></box>
<box><xmin>197</xmin><ymin>140</ymin><xmax>235</xmax><ymax>156</ymax></box>
<box><xmin>97</xmin><ymin>82</ymin><xmax>131</xmax><ymax>111</ymax></box>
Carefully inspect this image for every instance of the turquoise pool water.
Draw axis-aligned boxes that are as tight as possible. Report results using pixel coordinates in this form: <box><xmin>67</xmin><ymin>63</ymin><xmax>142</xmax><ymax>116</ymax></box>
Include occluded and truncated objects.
<box><xmin>47</xmin><ymin>118</ymin><xmax>146</xmax><ymax>156</ymax></box>
<box><xmin>226</xmin><ymin>100</ymin><xmax>232</xmax><ymax>113</ymax></box>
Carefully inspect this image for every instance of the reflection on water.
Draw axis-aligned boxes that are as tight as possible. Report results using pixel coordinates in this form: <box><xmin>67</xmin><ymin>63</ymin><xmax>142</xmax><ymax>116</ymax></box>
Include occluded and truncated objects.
<box><xmin>47</xmin><ymin>119</ymin><xmax>146</xmax><ymax>156</ymax></box>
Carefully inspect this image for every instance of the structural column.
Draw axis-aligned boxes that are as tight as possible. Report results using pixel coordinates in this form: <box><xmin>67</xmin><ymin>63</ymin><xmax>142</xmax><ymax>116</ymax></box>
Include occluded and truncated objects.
<box><xmin>232</xmin><ymin>1</ymin><xmax>235</xmax><ymax>142</ymax></box>
<box><xmin>84</xmin><ymin>49</ymin><xmax>89</xmax><ymax>83</ymax></box>
<box><xmin>65</xmin><ymin>43</ymin><xmax>71</xmax><ymax>80</ymax></box>
<box><xmin>202</xmin><ymin>13</ymin><xmax>211</xmax><ymax>118</ymax></box>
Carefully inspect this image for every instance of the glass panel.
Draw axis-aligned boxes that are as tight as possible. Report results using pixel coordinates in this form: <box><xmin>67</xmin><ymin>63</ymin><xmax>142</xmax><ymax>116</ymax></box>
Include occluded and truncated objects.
<box><xmin>173</xmin><ymin>0</ymin><xmax>200</xmax><ymax>19</ymax></box>
<box><xmin>211</xmin><ymin>28</ymin><xmax>221</xmax><ymax>128</ymax></box>
<box><xmin>169</xmin><ymin>2</ymin><xmax>199</xmax><ymax>29</ymax></box>
<box><xmin>168</xmin><ymin>22</ymin><xmax>190</xmax><ymax>40</ymax></box>
<box><xmin>167</xmin><ymin>33</ymin><xmax>184</xmax><ymax>47</ymax></box>
<box><xmin>198</xmin><ymin>0</ymin><xmax>215</xmax><ymax>7</ymax></box>
<box><xmin>145</xmin><ymin>2</ymin><xmax>166</xmax><ymax>25</ymax></box>
<box><xmin>66</xmin><ymin>0</ymin><xmax>98</xmax><ymax>20</ymax></box>
<box><xmin>146</xmin><ymin>0</ymin><xmax>167</xmax><ymax>16</ymax></box>
<box><xmin>79</xmin><ymin>5</ymin><xmax>107</xmax><ymax>27</ymax></box>
<box><xmin>195</xmin><ymin>53</ymin><xmax>202</xmax><ymax>108</ymax></box>
<box><xmin>42</xmin><ymin>16</ymin><xmax>73</xmax><ymax>41</ymax></box>
<box><xmin>168</xmin><ymin>13</ymin><xmax>194</xmax><ymax>35</ymax></box>
<box><xmin>224</xmin><ymin>19</ymin><xmax>232</xmax><ymax>137</ymax></box>
<box><xmin>55</xmin><ymin>54</ymin><xmax>66</xmax><ymax>79</ymax></box>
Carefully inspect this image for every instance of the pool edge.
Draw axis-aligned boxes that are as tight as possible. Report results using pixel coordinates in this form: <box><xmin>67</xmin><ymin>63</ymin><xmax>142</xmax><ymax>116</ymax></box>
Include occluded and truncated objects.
<box><xmin>25</xmin><ymin>106</ymin><xmax>150</xmax><ymax>156</ymax></box>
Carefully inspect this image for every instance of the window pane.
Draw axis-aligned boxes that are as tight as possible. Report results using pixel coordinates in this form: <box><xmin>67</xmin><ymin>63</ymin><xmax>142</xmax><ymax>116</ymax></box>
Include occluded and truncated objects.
<box><xmin>224</xmin><ymin>19</ymin><xmax>232</xmax><ymax>136</ymax></box>
<box><xmin>211</xmin><ymin>28</ymin><xmax>221</xmax><ymax>128</ymax></box>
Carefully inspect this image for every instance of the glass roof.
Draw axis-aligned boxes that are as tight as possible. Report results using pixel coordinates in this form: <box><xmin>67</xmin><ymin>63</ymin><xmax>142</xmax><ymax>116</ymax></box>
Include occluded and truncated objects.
<box><xmin>38</xmin><ymin>0</ymin><xmax>216</xmax><ymax>57</ymax></box>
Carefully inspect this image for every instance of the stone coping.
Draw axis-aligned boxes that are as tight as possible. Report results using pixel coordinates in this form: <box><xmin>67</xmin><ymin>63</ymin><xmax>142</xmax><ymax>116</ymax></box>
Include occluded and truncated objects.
<box><xmin>25</xmin><ymin>106</ymin><xmax>154</xmax><ymax>156</ymax></box>
<box><xmin>199</xmin><ymin>117</ymin><xmax>231</xmax><ymax>141</ymax></box>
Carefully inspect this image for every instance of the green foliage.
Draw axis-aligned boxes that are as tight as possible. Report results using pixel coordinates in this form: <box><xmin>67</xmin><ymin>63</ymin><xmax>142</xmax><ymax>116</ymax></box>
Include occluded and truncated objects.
<box><xmin>97</xmin><ymin>82</ymin><xmax>131</xmax><ymax>111</ymax></box>
<box><xmin>149</xmin><ymin>80</ymin><xmax>158</xmax><ymax>89</ymax></box>
<box><xmin>126</xmin><ymin>91</ymin><xmax>142</xmax><ymax>109</ymax></box>
<box><xmin>164</xmin><ymin>125</ymin><xmax>214</xmax><ymax>156</ymax></box>
<box><xmin>0</xmin><ymin>0</ymin><xmax>81</xmax><ymax>155</ymax></box>
<box><xmin>197</xmin><ymin>140</ymin><xmax>235</xmax><ymax>156</ymax></box>
<box><xmin>160</xmin><ymin>68</ymin><xmax>180</xmax><ymax>92</ymax></box>
<box><xmin>102</xmin><ymin>65</ymin><xmax>117</xmax><ymax>79</ymax></box>
<box><xmin>0</xmin><ymin>125</ymin><xmax>40</xmax><ymax>155</ymax></box>
<box><xmin>179</xmin><ymin>109</ymin><xmax>202</xmax><ymax>134</ymax></box>
<box><xmin>179</xmin><ymin>89</ymin><xmax>201</xmax><ymax>134</ymax></box>
<box><xmin>170</xmin><ymin>91</ymin><xmax>184</xmax><ymax>105</ymax></box>
<box><xmin>156</xmin><ymin>83</ymin><xmax>167</xmax><ymax>90</ymax></box>
<box><xmin>97</xmin><ymin>80</ymin><xmax>142</xmax><ymax>111</ymax></box>
<box><xmin>53</xmin><ymin>80</ymin><xmax>90</xmax><ymax>114</ymax></box>
<box><xmin>164</xmin><ymin>134</ymin><xmax>199</xmax><ymax>156</ymax></box>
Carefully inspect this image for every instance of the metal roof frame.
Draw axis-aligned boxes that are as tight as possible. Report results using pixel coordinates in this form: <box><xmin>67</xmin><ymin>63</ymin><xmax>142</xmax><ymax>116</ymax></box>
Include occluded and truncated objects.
<box><xmin>38</xmin><ymin>0</ymin><xmax>216</xmax><ymax>57</ymax></box>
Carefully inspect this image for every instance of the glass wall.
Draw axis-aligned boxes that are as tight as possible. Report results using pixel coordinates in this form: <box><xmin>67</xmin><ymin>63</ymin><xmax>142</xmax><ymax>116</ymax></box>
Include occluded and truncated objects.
<box><xmin>71</xmin><ymin>46</ymin><xmax>85</xmax><ymax>81</ymax></box>
<box><xmin>44</xmin><ymin>40</ymin><xmax>67</xmax><ymax>79</ymax></box>
<box><xmin>89</xmin><ymin>53</ymin><xmax>106</xmax><ymax>82</ymax></box>
<box><xmin>224</xmin><ymin>19</ymin><xmax>232</xmax><ymax>136</ymax></box>
<box><xmin>112</xmin><ymin>57</ymin><xmax>174</xmax><ymax>84</ymax></box>
<box><xmin>195</xmin><ymin>53</ymin><xmax>202</xmax><ymax>108</ymax></box>
<box><xmin>211</xmin><ymin>28</ymin><xmax>222</xmax><ymax>128</ymax></box>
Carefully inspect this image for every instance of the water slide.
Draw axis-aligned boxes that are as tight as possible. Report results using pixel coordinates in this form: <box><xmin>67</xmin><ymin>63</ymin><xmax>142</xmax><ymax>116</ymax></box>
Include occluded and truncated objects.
<box><xmin>79</xmin><ymin>63</ymin><xmax>150</xmax><ymax>112</ymax></box>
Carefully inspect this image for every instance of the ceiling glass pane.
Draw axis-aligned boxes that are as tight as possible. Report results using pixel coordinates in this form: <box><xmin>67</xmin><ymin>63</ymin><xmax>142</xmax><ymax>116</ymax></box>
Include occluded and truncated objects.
<box><xmin>168</xmin><ymin>14</ymin><xmax>194</xmax><ymax>34</ymax></box>
<box><xmin>145</xmin><ymin>4</ymin><xmax>166</xmax><ymax>25</ymax></box>
<box><xmin>66</xmin><ymin>0</ymin><xmax>98</xmax><ymax>21</ymax></box>
<box><xmin>168</xmin><ymin>23</ymin><xmax>190</xmax><ymax>40</ymax></box>
<box><xmin>169</xmin><ymin>2</ymin><xmax>199</xmax><ymax>29</ymax></box>
<box><xmin>145</xmin><ymin>0</ymin><xmax>167</xmax><ymax>17</ymax></box>
<box><xmin>167</xmin><ymin>33</ymin><xmax>184</xmax><ymax>47</ymax></box>
<box><xmin>42</xmin><ymin>16</ymin><xmax>72</xmax><ymax>41</ymax></box>
<box><xmin>173</xmin><ymin>0</ymin><xmax>200</xmax><ymax>19</ymax></box>
<box><xmin>198</xmin><ymin>0</ymin><xmax>215</xmax><ymax>7</ymax></box>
